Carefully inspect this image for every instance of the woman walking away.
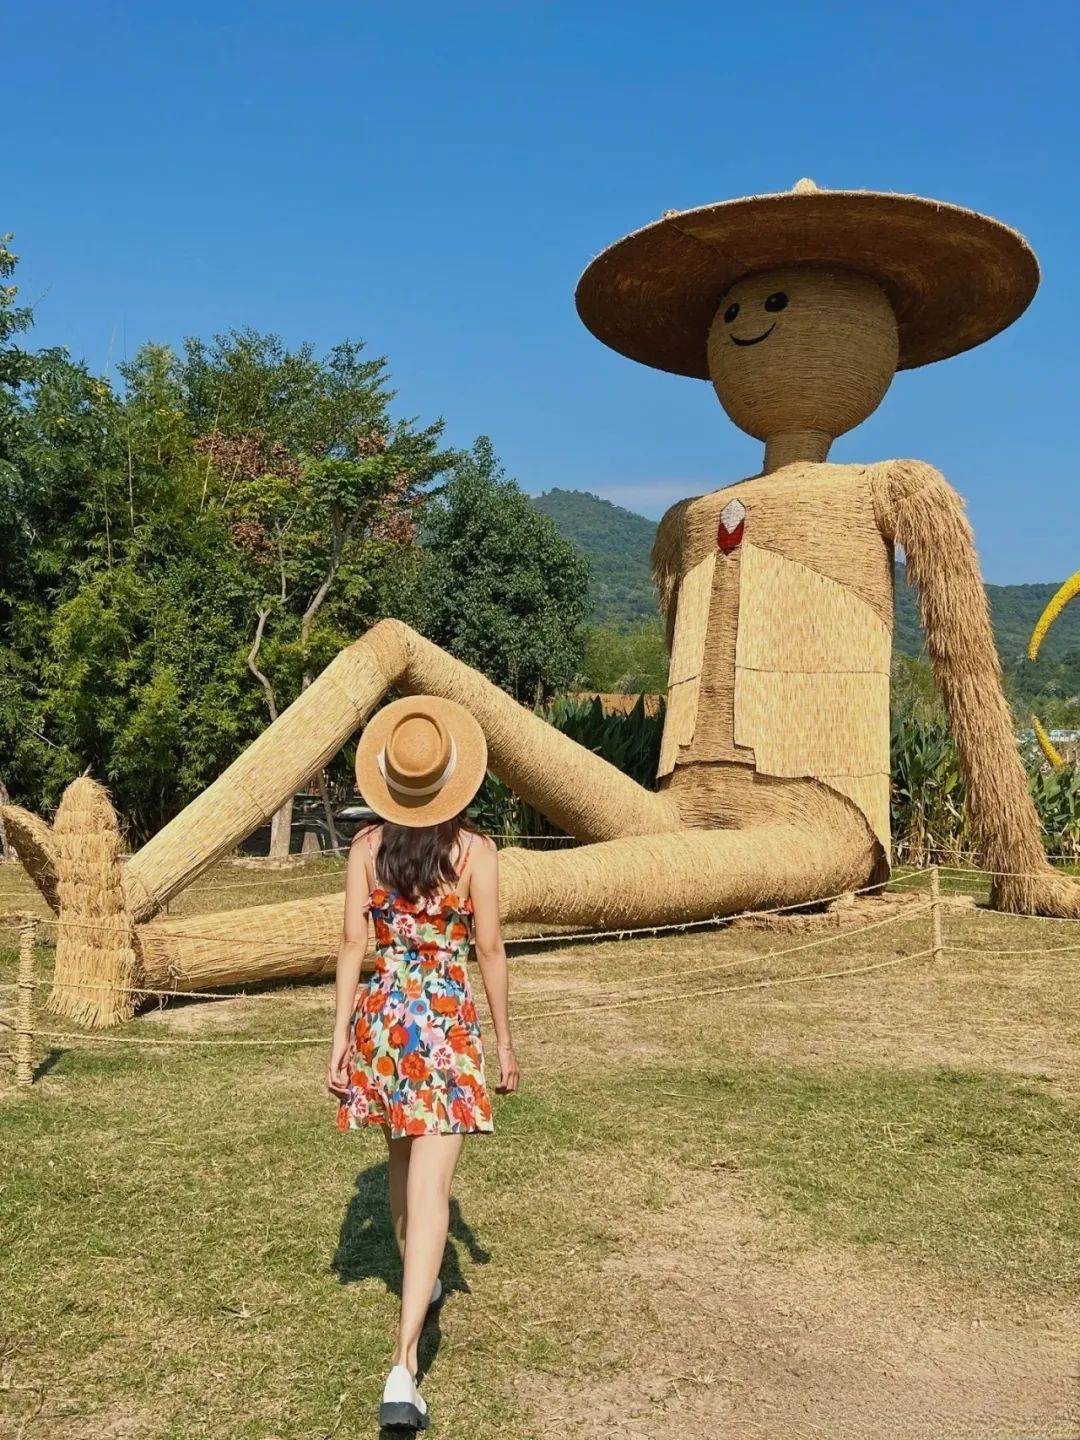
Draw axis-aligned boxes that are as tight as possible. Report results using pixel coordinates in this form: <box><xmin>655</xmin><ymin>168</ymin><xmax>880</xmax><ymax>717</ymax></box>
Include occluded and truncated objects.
<box><xmin>327</xmin><ymin>695</ymin><xmax>520</xmax><ymax>1432</ymax></box>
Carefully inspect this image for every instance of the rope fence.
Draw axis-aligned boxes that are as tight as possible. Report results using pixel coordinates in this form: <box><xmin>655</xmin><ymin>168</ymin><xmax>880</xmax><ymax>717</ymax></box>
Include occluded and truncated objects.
<box><xmin>0</xmin><ymin>900</ymin><xmax>937</xmax><ymax>1009</ymax></box>
<box><xmin>1</xmin><ymin>862</ymin><xmax>1077</xmax><ymax>1086</ymax></box>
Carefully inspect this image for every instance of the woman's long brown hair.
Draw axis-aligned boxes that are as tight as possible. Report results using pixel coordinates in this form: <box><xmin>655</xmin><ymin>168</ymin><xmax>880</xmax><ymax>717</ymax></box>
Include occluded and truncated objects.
<box><xmin>368</xmin><ymin>812</ymin><xmax>481</xmax><ymax>901</ymax></box>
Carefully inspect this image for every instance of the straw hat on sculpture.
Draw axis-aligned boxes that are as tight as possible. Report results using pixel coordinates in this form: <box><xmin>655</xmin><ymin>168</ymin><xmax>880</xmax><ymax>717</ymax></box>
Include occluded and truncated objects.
<box><xmin>8</xmin><ymin>177</ymin><xmax>1076</xmax><ymax>1027</ymax></box>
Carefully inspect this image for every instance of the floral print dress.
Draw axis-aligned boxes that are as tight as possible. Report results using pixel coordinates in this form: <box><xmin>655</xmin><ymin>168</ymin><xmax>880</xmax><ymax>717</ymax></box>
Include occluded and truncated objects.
<box><xmin>336</xmin><ymin>830</ymin><xmax>495</xmax><ymax>1138</ymax></box>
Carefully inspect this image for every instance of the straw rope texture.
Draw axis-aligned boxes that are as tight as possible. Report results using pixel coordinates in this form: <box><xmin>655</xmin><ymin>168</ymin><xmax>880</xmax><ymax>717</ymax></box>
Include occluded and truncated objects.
<box><xmin>2</xmin><ymin>257</ymin><xmax>1077</xmax><ymax>1026</ymax></box>
<box><xmin>871</xmin><ymin>460</ymin><xmax>1080</xmax><ymax>920</ymax></box>
<box><xmin>49</xmin><ymin>779</ymin><xmax>139</xmax><ymax>1027</ymax></box>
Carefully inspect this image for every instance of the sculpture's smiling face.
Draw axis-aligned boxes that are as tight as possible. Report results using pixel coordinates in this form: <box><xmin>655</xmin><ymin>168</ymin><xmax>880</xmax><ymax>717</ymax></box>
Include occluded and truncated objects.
<box><xmin>721</xmin><ymin>286</ymin><xmax>790</xmax><ymax>348</ymax></box>
<box><xmin>707</xmin><ymin>265</ymin><xmax>900</xmax><ymax>444</ymax></box>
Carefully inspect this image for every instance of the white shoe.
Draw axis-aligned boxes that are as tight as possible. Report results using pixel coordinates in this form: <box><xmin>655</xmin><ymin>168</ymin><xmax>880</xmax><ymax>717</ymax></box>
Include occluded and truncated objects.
<box><xmin>428</xmin><ymin>1276</ymin><xmax>444</xmax><ymax>1311</ymax></box>
<box><xmin>379</xmin><ymin>1364</ymin><xmax>429</xmax><ymax>1431</ymax></box>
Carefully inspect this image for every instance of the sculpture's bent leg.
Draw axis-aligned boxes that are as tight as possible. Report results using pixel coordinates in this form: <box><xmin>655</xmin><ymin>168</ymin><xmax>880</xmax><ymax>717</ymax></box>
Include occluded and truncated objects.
<box><xmin>124</xmin><ymin>620</ymin><xmax>680</xmax><ymax>921</ymax></box>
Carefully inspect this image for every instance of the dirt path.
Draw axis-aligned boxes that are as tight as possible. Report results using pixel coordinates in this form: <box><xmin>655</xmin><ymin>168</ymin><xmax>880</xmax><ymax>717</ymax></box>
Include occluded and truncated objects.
<box><xmin>522</xmin><ymin>1176</ymin><xmax>1079</xmax><ymax>1440</ymax></box>
<box><xmin>509</xmin><ymin>897</ymin><xmax>1080</xmax><ymax>1439</ymax></box>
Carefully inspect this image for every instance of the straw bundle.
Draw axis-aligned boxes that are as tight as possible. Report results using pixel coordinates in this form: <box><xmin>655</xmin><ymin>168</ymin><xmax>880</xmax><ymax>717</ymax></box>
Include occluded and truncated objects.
<box><xmin>570</xmin><ymin>693</ymin><xmax>662</xmax><ymax>717</ymax></box>
<box><xmin>137</xmin><ymin>893</ymin><xmax>358</xmax><ymax>992</ymax></box>
<box><xmin>1</xmin><ymin>804</ymin><xmax>60</xmax><ymax>912</ymax></box>
<box><xmin>49</xmin><ymin>777</ymin><xmax>138</xmax><ymax>1027</ymax></box>
<box><xmin>872</xmin><ymin>459</ymin><xmax>1080</xmax><ymax>917</ymax></box>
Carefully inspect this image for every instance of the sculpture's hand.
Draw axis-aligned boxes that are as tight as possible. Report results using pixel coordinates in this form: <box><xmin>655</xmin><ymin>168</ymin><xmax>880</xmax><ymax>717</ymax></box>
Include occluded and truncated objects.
<box><xmin>997</xmin><ymin>867</ymin><xmax>1080</xmax><ymax>920</ymax></box>
<box><xmin>0</xmin><ymin>803</ymin><xmax>59</xmax><ymax>911</ymax></box>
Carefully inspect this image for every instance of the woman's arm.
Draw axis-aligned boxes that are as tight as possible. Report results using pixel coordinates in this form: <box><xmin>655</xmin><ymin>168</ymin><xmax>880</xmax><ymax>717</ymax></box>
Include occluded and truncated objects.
<box><xmin>326</xmin><ymin>833</ymin><xmax>372</xmax><ymax>1094</ymax></box>
<box><xmin>469</xmin><ymin>836</ymin><xmax>520</xmax><ymax>1094</ymax></box>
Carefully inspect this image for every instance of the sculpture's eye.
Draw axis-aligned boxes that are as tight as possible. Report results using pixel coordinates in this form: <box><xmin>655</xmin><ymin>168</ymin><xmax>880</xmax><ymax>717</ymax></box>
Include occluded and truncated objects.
<box><xmin>763</xmin><ymin>291</ymin><xmax>789</xmax><ymax>313</ymax></box>
<box><xmin>723</xmin><ymin>302</ymin><xmax>740</xmax><ymax>324</ymax></box>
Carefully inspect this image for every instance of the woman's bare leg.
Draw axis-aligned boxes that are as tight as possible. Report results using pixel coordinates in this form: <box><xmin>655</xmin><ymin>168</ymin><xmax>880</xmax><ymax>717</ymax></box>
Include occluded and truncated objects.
<box><xmin>384</xmin><ymin>1130</ymin><xmax>411</xmax><ymax>1263</ymax></box>
<box><xmin>394</xmin><ymin>1133</ymin><xmax>465</xmax><ymax>1373</ymax></box>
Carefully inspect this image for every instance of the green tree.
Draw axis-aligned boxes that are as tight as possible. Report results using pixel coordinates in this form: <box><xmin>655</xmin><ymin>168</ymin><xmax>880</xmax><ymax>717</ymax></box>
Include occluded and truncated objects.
<box><xmin>183</xmin><ymin>330</ymin><xmax>454</xmax><ymax>851</ymax></box>
<box><xmin>582</xmin><ymin>619</ymin><xmax>668</xmax><ymax>694</ymax></box>
<box><xmin>0</xmin><ymin>275</ymin><xmax>457</xmax><ymax>843</ymax></box>
<box><xmin>418</xmin><ymin>437</ymin><xmax>590</xmax><ymax>702</ymax></box>
<box><xmin>0</xmin><ymin>238</ymin><xmax>131</xmax><ymax>830</ymax></box>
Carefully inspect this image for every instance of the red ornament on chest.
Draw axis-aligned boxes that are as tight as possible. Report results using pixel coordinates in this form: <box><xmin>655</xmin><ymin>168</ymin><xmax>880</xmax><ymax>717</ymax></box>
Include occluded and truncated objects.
<box><xmin>717</xmin><ymin>498</ymin><xmax>746</xmax><ymax>554</ymax></box>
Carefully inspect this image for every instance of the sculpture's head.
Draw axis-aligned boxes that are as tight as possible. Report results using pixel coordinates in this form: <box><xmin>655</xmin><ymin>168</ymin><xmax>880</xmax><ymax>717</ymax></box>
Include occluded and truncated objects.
<box><xmin>707</xmin><ymin>264</ymin><xmax>898</xmax><ymax>448</ymax></box>
<box><xmin>576</xmin><ymin>179</ymin><xmax>1039</xmax><ymax>470</ymax></box>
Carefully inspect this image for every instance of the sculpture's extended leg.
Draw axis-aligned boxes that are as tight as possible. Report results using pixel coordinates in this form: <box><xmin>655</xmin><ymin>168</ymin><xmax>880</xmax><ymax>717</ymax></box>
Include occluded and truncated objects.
<box><xmin>136</xmin><ymin>790</ymin><xmax>877</xmax><ymax>994</ymax></box>
<box><xmin>497</xmin><ymin>799</ymin><xmax>876</xmax><ymax>926</ymax></box>
<box><xmin>124</xmin><ymin>620</ymin><xmax>680</xmax><ymax>920</ymax></box>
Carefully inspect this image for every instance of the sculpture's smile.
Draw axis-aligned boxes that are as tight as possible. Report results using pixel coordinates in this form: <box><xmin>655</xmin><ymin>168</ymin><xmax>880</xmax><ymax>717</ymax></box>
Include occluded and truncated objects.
<box><xmin>731</xmin><ymin>324</ymin><xmax>776</xmax><ymax>347</ymax></box>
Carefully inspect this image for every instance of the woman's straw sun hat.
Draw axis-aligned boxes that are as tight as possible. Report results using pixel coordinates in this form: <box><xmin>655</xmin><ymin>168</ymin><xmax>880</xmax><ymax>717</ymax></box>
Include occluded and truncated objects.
<box><xmin>575</xmin><ymin>178</ymin><xmax>1040</xmax><ymax>377</ymax></box>
<box><xmin>355</xmin><ymin>695</ymin><xmax>488</xmax><ymax>827</ymax></box>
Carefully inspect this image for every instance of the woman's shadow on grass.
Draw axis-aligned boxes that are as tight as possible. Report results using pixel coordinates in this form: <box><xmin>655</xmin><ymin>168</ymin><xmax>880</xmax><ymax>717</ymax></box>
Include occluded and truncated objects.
<box><xmin>332</xmin><ymin>1159</ymin><xmax>490</xmax><ymax>1384</ymax></box>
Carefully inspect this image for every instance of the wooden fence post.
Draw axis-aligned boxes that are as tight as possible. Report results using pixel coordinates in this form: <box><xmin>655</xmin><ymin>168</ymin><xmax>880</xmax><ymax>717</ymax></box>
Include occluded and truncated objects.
<box><xmin>14</xmin><ymin>915</ymin><xmax>37</xmax><ymax>1087</ymax></box>
<box><xmin>929</xmin><ymin>865</ymin><xmax>944</xmax><ymax>964</ymax></box>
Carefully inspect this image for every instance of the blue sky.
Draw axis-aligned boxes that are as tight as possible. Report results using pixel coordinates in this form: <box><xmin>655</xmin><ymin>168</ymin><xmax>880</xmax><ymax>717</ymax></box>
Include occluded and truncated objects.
<box><xmin>8</xmin><ymin>0</ymin><xmax>1078</xmax><ymax>582</ymax></box>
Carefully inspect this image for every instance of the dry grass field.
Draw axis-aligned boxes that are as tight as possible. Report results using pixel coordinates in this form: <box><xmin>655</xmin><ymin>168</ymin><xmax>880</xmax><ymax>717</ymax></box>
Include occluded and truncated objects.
<box><xmin>1</xmin><ymin>858</ymin><xmax>1078</xmax><ymax>1439</ymax></box>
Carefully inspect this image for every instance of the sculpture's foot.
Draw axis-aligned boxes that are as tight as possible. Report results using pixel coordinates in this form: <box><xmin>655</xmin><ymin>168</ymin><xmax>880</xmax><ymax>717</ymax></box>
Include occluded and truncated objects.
<box><xmin>48</xmin><ymin>778</ymin><xmax>139</xmax><ymax>1028</ymax></box>
<box><xmin>135</xmin><ymin>891</ymin><xmax>351</xmax><ymax>994</ymax></box>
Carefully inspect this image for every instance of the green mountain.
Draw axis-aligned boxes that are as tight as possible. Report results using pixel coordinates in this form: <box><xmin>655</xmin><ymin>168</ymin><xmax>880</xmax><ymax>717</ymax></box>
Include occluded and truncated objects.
<box><xmin>531</xmin><ymin>488</ymin><xmax>659</xmax><ymax>623</ymax></box>
<box><xmin>531</xmin><ymin>488</ymin><xmax>1080</xmax><ymax>702</ymax></box>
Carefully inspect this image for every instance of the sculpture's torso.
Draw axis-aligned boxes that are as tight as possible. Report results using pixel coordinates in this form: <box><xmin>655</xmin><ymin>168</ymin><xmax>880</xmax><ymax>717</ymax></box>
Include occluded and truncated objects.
<box><xmin>655</xmin><ymin>461</ymin><xmax>894</xmax><ymax>850</ymax></box>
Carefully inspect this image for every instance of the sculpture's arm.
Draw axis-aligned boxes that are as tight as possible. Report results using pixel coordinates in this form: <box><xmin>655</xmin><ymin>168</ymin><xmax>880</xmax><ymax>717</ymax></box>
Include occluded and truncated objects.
<box><xmin>870</xmin><ymin>459</ymin><xmax>1078</xmax><ymax>916</ymax></box>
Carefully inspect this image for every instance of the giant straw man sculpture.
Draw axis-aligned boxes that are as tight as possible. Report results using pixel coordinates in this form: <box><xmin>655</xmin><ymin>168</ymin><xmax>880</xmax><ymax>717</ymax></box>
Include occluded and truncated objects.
<box><xmin>8</xmin><ymin>179</ymin><xmax>1078</xmax><ymax>1025</ymax></box>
